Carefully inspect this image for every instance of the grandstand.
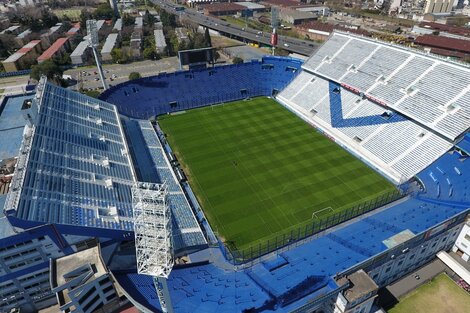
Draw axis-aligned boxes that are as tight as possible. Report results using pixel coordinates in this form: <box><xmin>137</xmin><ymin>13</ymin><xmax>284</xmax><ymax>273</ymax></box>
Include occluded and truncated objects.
<box><xmin>276</xmin><ymin>32</ymin><xmax>470</xmax><ymax>183</ymax></box>
<box><xmin>2</xmin><ymin>31</ymin><xmax>470</xmax><ymax>313</ymax></box>
<box><xmin>3</xmin><ymin>78</ymin><xmax>206</xmax><ymax>253</ymax></box>
<box><xmin>100</xmin><ymin>56</ymin><xmax>303</xmax><ymax>119</ymax></box>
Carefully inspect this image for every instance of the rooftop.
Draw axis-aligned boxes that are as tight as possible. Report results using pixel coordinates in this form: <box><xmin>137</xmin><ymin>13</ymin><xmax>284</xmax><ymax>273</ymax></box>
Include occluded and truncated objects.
<box><xmin>0</xmin><ymin>95</ymin><xmax>32</xmax><ymax>161</ymax></box>
<box><xmin>101</xmin><ymin>33</ymin><xmax>119</xmax><ymax>54</ymax></box>
<box><xmin>415</xmin><ymin>34</ymin><xmax>470</xmax><ymax>54</ymax></box>
<box><xmin>38</xmin><ymin>37</ymin><xmax>68</xmax><ymax>61</ymax></box>
<box><xmin>114</xmin><ymin>19</ymin><xmax>122</xmax><ymax>31</ymax></box>
<box><xmin>52</xmin><ymin>245</ymin><xmax>107</xmax><ymax>303</ymax></box>
<box><xmin>297</xmin><ymin>21</ymin><xmax>370</xmax><ymax>36</ymax></box>
<box><xmin>419</xmin><ymin>21</ymin><xmax>470</xmax><ymax>37</ymax></box>
<box><xmin>5</xmin><ymin>79</ymin><xmax>137</xmax><ymax>231</ymax></box>
<box><xmin>70</xmin><ymin>40</ymin><xmax>89</xmax><ymax>57</ymax></box>
<box><xmin>3</xmin><ymin>40</ymin><xmax>41</xmax><ymax>63</ymax></box>
<box><xmin>200</xmin><ymin>2</ymin><xmax>246</xmax><ymax>13</ymax></box>
<box><xmin>339</xmin><ymin>270</ymin><xmax>378</xmax><ymax>303</ymax></box>
<box><xmin>236</xmin><ymin>2</ymin><xmax>266</xmax><ymax>10</ymax></box>
<box><xmin>16</xmin><ymin>29</ymin><xmax>31</xmax><ymax>39</ymax></box>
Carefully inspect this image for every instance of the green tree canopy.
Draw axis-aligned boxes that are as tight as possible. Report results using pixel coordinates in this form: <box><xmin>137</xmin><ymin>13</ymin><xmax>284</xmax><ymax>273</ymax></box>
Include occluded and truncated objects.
<box><xmin>30</xmin><ymin>60</ymin><xmax>63</xmax><ymax>83</ymax></box>
<box><xmin>232</xmin><ymin>57</ymin><xmax>243</xmax><ymax>64</ymax></box>
<box><xmin>129</xmin><ymin>72</ymin><xmax>142</xmax><ymax>80</ymax></box>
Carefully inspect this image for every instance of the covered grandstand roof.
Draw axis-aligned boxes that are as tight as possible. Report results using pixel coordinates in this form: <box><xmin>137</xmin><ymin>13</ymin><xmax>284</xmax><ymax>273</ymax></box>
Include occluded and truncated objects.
<box><xmin>4</xmin><ymin>78</ymin><xmax>137</xmax><ymax>231</ymax></box>
<box><xmin>3</xmin><ymin>78</ymin><xmax>206</xmax><ymax>252</ymax></box>
<box><xmin>303</xmin><ymin>31</ymin><xmax>470</xmax><ymax>141</ymax></box>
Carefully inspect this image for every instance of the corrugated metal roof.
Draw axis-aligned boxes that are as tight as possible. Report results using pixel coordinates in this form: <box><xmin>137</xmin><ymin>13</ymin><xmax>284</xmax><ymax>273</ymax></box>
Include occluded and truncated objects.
<box><xmin>101</xmin><ymin>33</ymin><xmax>119</xmax><ymax>54</ymax></box>
<box><xmin>3</xmin><ymin>40</ymin><xmax>41</xmax><ymax>63</ymax></box>
<box><xmin>70</xmin><ymin>40</ymin><xmax>89</xmax><ymax>57</ymax></box>
<box><xmin>16</xmin><ymin>29</ymin><xmax>31</xmax><ymax>39</ymax></box>
<box><xmin>38</xmin><ymin>37</ymin><xmax>68</xmax><ymax>61</ymax></box>
<box><xmin>415</xmin><ymin>35</ymin><xmax>470</xmax><ymax>54</ymax></box>
<box><xmin>154</xmin><ymin>29</ymin><xmax>166</xmax><ymax>49</ymax></box>
<box><xmin>113</xmin><ymin>19</ymin><xmax>122</xmax><ymax>31</ymax></box>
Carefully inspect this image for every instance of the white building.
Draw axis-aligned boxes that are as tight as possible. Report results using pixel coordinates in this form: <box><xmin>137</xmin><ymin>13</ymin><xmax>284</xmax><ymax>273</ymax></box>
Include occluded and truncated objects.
<box><xmin>424</xmin><ymin>0</ymin><xmax>453</xmax><ymax>13</ymax></box>
<box><xmin>452</xmin><ymin>221</ymin><xmax>470</xmax><ymax>262</ymax></box>
<box><xmin>101</xmin><ymin>33</ymin><xmax>119</xmax><ymax>62</ymax></box>
<box><xmin>154</xmin><ymin>29</ymin><xmax>167</xmax><ymax>54</ymax></box>
<box><xmin>70</xmin><ymin>41</ymin><xmax>91</xmax><ymax>65</ymax></box>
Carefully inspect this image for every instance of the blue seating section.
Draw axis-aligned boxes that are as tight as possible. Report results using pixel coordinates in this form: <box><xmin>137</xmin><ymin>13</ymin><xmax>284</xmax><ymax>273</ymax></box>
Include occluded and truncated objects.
<box><xmin>115</xmin><ymin>191</ymin><xmax>469</xmax><ymax>313</ymax></box>
<box><xmin>100</xmin><ymin>57</ymin><xmax>303</xmax><ymax>119</ymax></box>
<box><xmin>417</xmin><ymin>151</ymin><xmax>470</xmax><ymax>205</ymax></box>
<box><xmin>122</xmin><ymin>118</ymin><xmax>207</xmax><ymax>251</ymax></box>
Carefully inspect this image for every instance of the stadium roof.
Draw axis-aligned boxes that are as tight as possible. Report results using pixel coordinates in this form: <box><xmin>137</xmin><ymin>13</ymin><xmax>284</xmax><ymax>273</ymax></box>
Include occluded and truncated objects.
<box><xmin>101</xmin><ymin>33</ymin><xmax>119</xmax><ymax>54</ymax></box>
<box><xmin>38</xmin><ymin>37</ymin><xmax>68</xmax><ymax>62</ymax></box>
<box><xmin>4</xmin><ymin>78</ymin><xmax>137</xmax><ymax>231</ymax></box>
<box><xmin>303</xmin><ymin>31</ymin><xmax>470</xmax><ymax>141</ymax></box>
<box><xmin>71</xmin><ymin>40</ymin><xmax>89</xmax><ymax>57</ymax></box>
<box><xmin>3</xmin><ymin>78</ymin><xmax>206</xmax><ymax>251</ymax></box>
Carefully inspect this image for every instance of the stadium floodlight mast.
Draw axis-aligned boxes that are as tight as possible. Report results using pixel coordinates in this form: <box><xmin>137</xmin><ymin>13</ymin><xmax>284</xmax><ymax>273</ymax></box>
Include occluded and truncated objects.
<box><xmin>86</xmin><ymin>20</ymin><xmax>109</xmax><ymax>90</ymax></box>
<box><xmin>132</xmin><ymin>182</ymin><xmax>174</xmax><ymax>313</ymax></box>
<box><xmin>270</xmin><ymin>8</ymin><xmax>279</xmax><ymax>56</ymax></box>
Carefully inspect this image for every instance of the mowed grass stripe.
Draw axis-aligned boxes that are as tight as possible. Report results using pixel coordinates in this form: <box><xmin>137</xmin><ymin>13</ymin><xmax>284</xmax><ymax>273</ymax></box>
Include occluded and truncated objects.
<box><xmin>159</xmin><ymin>97</ymin><xmax>396</xmax><ymax>250</ymax></box>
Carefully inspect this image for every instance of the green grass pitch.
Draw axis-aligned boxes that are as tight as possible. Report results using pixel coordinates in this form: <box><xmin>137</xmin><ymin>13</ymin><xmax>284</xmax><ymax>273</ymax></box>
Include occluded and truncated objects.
<box><xmin>158</xmin><ymin>97</ymin><xmax>396</xmax><ymax>250</ymax></box>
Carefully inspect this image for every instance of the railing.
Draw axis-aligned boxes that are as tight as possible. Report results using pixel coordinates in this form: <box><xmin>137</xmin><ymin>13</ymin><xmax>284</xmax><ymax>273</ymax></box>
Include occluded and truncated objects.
<box><xmin>0</xmin><ymin>69</ymin><xmax>31</xmax><ymax>78</ymax></box>
<box><xmin>219</xmin><ymin>188</ymin><xmax>405</xmax><ymax>265</ymax></box>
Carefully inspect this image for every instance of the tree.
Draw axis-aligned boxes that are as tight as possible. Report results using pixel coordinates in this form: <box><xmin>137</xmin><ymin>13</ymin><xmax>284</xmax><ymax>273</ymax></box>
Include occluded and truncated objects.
<box><xmin>80</xmin><ymin>9</ymin><xmax>93</xmax><ymax>34</ymax></box>
<box><xmin>110</xmin><ymin>48</ymin><xmax>130</xmax><ymax>64</ymax></box>
<box><xmin>232</xmin><ymin>57</ymin><xmax>243</xmax><ymax>64</ymax></box>
<box><xmin>160</xmin><ymin>10</ymin><xmax>176</xmax><ymax>27</ymax></box>
<box><xmin>143</xmin><ymin>46</ymin><xmax>160</xmax><ymax>60</ymax></box>
<box><xmin>122</xmin><ymin>13</ymin><xmax>135</xmax><ymax>27</ymax></box>
<box><xmin>30</xmin><ymin>60</ymin><xmax>63</xmax><ymax>84</ymax></box>
<box><xmin>129</xmin><ymin>72</ymin><xmax>141</xmax><ymax>80</ymax></box>
<box><xmin>204</xmin><ymin>28</ymin><xmax>212</xmax><ymax>47</ymax></box>
<box><xmin>94</xmin><ymin>3</ymin><xmax>115</xmax><ymax>19</ymax></box>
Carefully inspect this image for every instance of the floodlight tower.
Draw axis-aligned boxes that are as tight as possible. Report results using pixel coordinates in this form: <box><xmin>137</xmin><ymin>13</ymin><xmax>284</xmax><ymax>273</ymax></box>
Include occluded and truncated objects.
<box><xmin>86</xmin><ymin>20</ymin><xmax>108</xmax><ymax>90</ymax></box>
<box><xmin>270</xmin><ymin>8</ymin><xmax>279</xmax><ymax>56</ymax></box>
<box><xmin>132</xmin><ymin>182</ymin><xmax>174</xmax><ymax>313</ymax></box>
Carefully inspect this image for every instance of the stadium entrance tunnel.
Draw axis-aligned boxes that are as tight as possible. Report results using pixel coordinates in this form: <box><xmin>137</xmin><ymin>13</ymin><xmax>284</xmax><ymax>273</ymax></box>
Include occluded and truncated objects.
<box><xmin>99</xmin><ymin>57</ymin><xmax>303</xmax><ymax>119</ymax></box>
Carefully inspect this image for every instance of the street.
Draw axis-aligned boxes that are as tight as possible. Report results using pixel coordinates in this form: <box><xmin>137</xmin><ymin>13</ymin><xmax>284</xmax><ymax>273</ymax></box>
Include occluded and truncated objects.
<box><xmin>64</xmin><ymin>58</ymin><xmax>180</xmax><ymax>90</ymax></box>
<box><xmin>151</xmin><ymin>0</ymin><xmax>319</xmax><ymax>56</ymax></box>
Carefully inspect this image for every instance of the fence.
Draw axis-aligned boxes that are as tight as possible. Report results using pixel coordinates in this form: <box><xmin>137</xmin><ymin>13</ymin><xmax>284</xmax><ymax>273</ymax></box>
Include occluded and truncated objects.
<box><xmin>219</xmin><ymin>188</ymin><xmax>405</xmax><ymax>265</ymax></box>
<box><xmin>0</xmin><ymin>69</ymin><xmax>31</xmax><ymax>78</ymax></box>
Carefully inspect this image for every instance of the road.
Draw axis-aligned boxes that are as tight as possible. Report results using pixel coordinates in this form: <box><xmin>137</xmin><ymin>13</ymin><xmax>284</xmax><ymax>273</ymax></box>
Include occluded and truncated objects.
<box><xmin>64</xmin><ymin>58</ymin><xmax>180</xmax><ymax>90</ymax></box>
<box><xmin>151</xmin><ymin>0</ymin><xmax>319</xmax><ymax>56</ymax></box>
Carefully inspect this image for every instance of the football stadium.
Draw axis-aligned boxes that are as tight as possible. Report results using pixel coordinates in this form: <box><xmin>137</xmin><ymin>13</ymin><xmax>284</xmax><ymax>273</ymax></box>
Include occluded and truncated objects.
<box><xmin>1</xmin><ymin>31</ymin><xmax>470</xmax><ymax>313</ymax></box>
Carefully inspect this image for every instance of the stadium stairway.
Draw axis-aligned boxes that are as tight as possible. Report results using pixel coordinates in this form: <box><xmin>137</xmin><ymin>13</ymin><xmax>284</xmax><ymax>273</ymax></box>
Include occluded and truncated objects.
<box><xmin>113</xmin><ymin>193</ymin><xmax>468</xmax><ymax>313</ymax></box>
<box><xmin>416</xmin><ymin>150</ymin><xmax>470</xmax><ymax>206</ymax></box>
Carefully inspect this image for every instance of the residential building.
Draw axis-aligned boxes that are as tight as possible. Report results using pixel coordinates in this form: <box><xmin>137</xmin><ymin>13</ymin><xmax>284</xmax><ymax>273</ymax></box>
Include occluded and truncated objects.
<box><xmin>2</xmin><ymin>40</ymin><xmax>42</xmax><ymax>72</ymax></box>
<box><xmin>37</xmin><ymin>37</ymin><xmax>70</xmax><ymax>63</ymax></box>
<box><xmin>101</xmin><ymin>33</ymin><xmax>119</xmax><ymax>62</ymax></box>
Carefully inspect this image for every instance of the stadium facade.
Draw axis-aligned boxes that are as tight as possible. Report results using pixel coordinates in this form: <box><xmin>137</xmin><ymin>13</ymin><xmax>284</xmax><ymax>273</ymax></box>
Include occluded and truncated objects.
<box><xmin>0</xmin><ymin>32</ymin><xmax>469</xmax><ymax>313</ymax></box>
